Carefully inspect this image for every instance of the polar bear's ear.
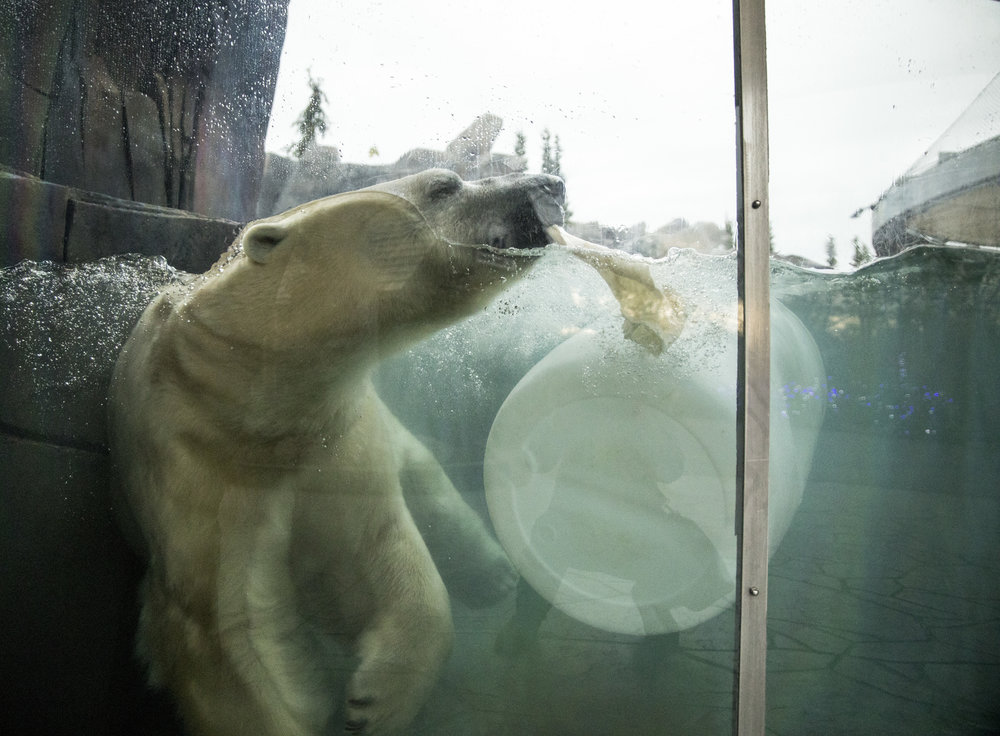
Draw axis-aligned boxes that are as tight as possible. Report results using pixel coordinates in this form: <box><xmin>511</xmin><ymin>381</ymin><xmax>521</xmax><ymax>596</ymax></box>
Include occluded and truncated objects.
<box><xmin>242</xmin><ymin>221</ymin><xmax>287</xmax><ymax>264</ymax></box>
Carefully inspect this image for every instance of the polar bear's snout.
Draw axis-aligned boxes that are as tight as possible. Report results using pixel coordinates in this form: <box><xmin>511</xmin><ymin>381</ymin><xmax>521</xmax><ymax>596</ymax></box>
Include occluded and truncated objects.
<box><xmin>473</xmin><ymin>172</ymin><xmax>566</xmax><ymax>252</ymax></box>
<box><xmin>370</xmin><ymin>169</ymin><xmax>566</xmax><ymax>253</ymax></box>
<box><xmin>526</xmin><ymin>174</ymin><xmax>566</xmax><ymax>233</ymax></box>
<box><xmin>503</xmin><ymin>173</ymin><xmax>566</xmax><ymax>251</ymax></box>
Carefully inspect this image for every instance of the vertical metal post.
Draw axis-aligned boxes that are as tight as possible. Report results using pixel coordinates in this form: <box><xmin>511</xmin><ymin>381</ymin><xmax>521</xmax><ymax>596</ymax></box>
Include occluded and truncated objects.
<box><xmin>732</xmin><ymin>0</ymin><xmax>770</xmax><ymax>735</ymax></box>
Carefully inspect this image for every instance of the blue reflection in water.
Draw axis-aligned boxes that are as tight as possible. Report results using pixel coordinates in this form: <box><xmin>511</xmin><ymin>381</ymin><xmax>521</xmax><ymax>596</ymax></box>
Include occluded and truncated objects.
<box><xmin>767</xmin><ymin>245</ymin><xmax>1000</xmax><ymax>735</ymax></box>
<box><xmin>779</xmin><ymin>376</ymin><xmax>956</xmax><ymax>436</ymax></box>
<box><xmin>773</xmin><ymin>245</ymin><xmax>999</xmax><ymax>451</ymax></box>
<box><xmin>2</xmin><ymin>242</ymin><xmax>997</xmax><ymax>735</ymax></box>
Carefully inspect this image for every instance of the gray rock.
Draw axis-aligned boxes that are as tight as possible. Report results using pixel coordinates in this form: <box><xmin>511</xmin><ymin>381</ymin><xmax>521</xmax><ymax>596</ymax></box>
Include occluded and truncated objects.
<box><xmin>0</xmin><ymin>0</ymin><xmax>289</xmax><ymax>222</ymax></box>
<box><xmin>2</xmin><ymin>167</ymin><xmax>240</xmax><ymax>272</ymax></box>
<box><xmin>261</xmin><ymin>113</ymin><xmax>526</xmax><ymax>215</ymax></box>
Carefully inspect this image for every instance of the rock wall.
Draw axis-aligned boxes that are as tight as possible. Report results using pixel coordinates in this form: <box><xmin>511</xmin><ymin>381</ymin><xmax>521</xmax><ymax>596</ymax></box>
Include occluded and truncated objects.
<box><xmin>259</xmin><ymin>113</ymin><xmax>526</xmax><ymax>216</ymax></box>
<box><xmin>1</xmin><ymin>167</ymin><xmax>240</xmax><ymax>271</ymax></box>
<box><xmin>0</xmin><ymin>5</ymin><xmax>286</xmax><ymax>729</ymax></box>
<box><xmin>0</xmin><ymin>0</ymin><xmax>289</xmax><ymax>223</ymax></box>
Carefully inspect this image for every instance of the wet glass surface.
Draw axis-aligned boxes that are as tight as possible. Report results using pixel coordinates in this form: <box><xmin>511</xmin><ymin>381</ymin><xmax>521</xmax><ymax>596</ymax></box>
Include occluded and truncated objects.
<box><xmin>6</xmin><ymin>1</ymin><xmax>996</xmax><ymax>734</ymax></box>
<box><xmin>766</xmin><ymin>1</ymin><xmax>1000</xmax><ymax>731</ymax></box>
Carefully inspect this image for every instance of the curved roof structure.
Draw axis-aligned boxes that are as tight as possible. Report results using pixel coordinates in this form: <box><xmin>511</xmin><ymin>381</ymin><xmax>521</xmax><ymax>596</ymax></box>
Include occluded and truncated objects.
<box><xmin>871</xmin><ymin>73</ymin><xmax>1000</xmax><ymax>256</ymax></box>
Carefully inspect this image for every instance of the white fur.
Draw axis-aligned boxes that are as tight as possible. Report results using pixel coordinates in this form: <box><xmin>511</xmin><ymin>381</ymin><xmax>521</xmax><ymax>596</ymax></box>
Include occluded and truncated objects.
<box><xmin>109</xmin><ymin>170</ymin><xmax>562</xmax><ymax>735</ymax></box>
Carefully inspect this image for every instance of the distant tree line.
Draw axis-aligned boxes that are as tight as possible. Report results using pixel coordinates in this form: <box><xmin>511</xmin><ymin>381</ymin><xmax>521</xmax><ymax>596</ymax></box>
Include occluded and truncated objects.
<box><xmin>286</xmin><ymin>80</ymin><xmax>879</xmax><ymax>267</ymax></box>
<box><xmin>516</xmin><ymin>127</ymin><xmax>571</xmax><ymax>220</ymax></box>
<box><xmin>824</xmin><ymin>235</ymin><xmax>874</xmax><ymax>268</ymax></box>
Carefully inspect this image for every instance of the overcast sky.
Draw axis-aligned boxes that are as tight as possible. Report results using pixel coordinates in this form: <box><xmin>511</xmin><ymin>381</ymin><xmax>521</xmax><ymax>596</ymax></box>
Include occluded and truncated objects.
<box><xmin>265</xmin><ymin>0</ymin><xmax>1000</xmax><ymax>264</ymax></box>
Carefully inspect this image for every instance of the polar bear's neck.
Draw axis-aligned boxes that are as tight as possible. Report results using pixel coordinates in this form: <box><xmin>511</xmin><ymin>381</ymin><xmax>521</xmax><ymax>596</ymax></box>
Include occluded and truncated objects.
<box><xmin>189</xmin><ymin>255</ymin><xmax>423</xmax><ymax>356</ymax></box>
<box><xmin>156</xmin><ymin>289</ymin><xmax>376</xmax><ymax>444</ymax></box>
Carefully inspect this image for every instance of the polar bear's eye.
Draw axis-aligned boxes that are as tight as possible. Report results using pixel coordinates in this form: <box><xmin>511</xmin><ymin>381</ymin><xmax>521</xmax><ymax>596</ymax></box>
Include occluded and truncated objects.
<box><xmin>427</xmin><ymin>173</ymin><xmax>462</xmax><ymax>200</ymax></box>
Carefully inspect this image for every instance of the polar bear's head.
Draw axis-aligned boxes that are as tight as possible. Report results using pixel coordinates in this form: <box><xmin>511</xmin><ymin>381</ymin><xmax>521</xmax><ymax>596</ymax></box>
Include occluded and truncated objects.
<box><xmin>221</xmin><ymin>169</ymin><xmax>565</xmax><ymax>353</ymax></box>
<box><xmin>367</xmin><ymin>168</ymin><xmax>565</xmax><ymax>252</ymax></box>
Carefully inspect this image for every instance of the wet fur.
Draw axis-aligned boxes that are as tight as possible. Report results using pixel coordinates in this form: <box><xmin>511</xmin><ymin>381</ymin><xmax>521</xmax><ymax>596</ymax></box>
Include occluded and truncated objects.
<box><xmin>109</xmin><ymin>170</ymin><xmax>564</xmax><ymax>735</ymax></box>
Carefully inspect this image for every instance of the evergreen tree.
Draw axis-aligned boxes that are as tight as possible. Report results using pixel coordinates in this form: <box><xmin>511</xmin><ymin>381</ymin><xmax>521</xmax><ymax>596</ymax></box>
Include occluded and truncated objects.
<box><xmin>540</xmin><ymin>129</ymin><xmax>554</xmax><ymax>174</ymax></box>
<box><xmin>514</xmin><ymin>131</ymin><xmax>526</xmax><ymax>159</ymax></box>
<box><xmin>290</xmin><ymin>72</ymin><xmax>329</xmax><ymax>158</ymax></box>
<box><xmin>539</xmin><ymin>129</ymin><xmax>570</xmax><ymax>221</ymax></box>
<box><xmin>850</xmin><ymin>236</ymin><xmax>873</xmax><ymax>268</ymax></box>
<box><xmin>825</xmin><ymin>236</ymin><xmax>837</xmax><ymax>268</ymax></box>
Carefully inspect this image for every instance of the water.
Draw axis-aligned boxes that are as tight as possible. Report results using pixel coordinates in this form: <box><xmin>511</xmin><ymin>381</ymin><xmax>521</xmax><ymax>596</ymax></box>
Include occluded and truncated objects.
<box><xmin>768</xmin><ymin>245</ymin><xmax>1000</xmax><ymax>735</ymax></box>
<box><xmin>1</xmin><ymin>244</ymin><xmax>997</xmax><ymax>734</ymax></box>
<box><xmin>379</xmin><ymin>243</ymin><xmax>1000</xmax><ymax>733</ymax></box>
<box><xmin>378</xmin><ymin>243</ymin><xmax>1000</xmax><ymax>498</ymax></box>
<box><xmin>0</xmin><ymin>255</ymin><xmax>187</xmax><ymax>450</ymax></box>
<box><xmin>771</xmin><ymin>245</ymin><xmax>999</xmax><ymax>490</ymax></box>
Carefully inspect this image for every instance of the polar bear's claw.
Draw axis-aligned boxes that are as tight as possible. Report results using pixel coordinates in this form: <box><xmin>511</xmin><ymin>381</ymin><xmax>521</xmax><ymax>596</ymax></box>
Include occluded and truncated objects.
<box><xmin>472</xmin><ymin>551</ymin><xmax>518</xmax><ymax>605</ymax></box>
<box><xmin>344</xmin><ymin>696</ymin><xmax>371</xmax><ymax>733</ymax></box>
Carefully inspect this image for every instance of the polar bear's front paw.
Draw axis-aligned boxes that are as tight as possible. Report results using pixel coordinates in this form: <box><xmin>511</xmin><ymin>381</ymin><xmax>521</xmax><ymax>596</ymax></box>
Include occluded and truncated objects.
<box><xmin>478</xmin><ymin>548</ymin><xmax>519</xmax><ymax>604</ymax></box>
<box><xmin>448</xmin><ymin>541</ymin><xmax>517</xmax><ymax>608</ymax></box>
<box><xmin>344</xmin><ymin>651</ymin><xmax>443</xmax><ymax>736</ymax></box>
<box><xmin>344</xmin><ymin>672</ymin><xmax>428</xmax><ymax>736</ymax></box>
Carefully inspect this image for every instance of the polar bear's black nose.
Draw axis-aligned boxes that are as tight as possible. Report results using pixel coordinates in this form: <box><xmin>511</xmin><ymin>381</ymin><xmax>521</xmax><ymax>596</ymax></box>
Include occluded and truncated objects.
<box><xmin>524</xmin><ymin>175</ymin><xmax>566</xmax><ymax>233</ymax></box>
<box><xmin>466</xmin><ymin>171</ymin><xmax>567</xmax><ymax>251</ymax></box>
<box><xmin>527</xmin><ymin>174</ymin><xmax>565</xmax><ymax>209</ymax></box>
<box><xmin>543</xmin><ymin>176</ymin><xmax>566</xmax><ymax>205</ymax></box>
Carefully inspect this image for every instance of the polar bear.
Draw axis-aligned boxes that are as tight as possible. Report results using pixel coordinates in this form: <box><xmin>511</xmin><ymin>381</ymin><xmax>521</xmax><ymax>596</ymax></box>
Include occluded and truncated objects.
<box><xmin>108</xmin><ymin>168</ymin><xmax>566</xmax><ymax>736</ymax></box>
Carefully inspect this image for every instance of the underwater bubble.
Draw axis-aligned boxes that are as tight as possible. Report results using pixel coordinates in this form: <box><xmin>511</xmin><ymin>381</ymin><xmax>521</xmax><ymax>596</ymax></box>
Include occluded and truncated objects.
<box><xmin>1</xmin><ymin>255</ymin><xmax>186</xmax><ymax>398</ymax></box>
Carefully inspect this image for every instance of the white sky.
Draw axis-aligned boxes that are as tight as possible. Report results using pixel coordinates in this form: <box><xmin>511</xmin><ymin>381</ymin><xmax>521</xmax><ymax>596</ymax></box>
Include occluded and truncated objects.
<box><xmin>265</xmin><ymin>0</ymin><xmax>1000</xmax><ymax>265</ymax></box>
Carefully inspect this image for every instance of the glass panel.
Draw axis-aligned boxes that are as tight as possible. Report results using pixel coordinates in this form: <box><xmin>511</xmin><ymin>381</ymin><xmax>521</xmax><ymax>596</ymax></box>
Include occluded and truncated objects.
<box><xmin>766</xmin><ymin>2</ymin><xmax>1000</xmax><ymax>733</ymax></box>
<box><xmin>1</xmin><ymin>2</ymin><xmax>748</xmax><ymax>736</ymax></box>
<box><xmin>264</xmin><ymin>2</ymin><xmax>740</xmax><ymax>732</ymax></box>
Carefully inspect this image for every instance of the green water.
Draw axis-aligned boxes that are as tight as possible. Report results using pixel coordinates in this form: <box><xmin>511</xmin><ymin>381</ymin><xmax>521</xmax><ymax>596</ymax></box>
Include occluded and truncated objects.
<box><xmin>1</xmin><ymin>245</ymin><xmax>997</xmax><ymax>734</ymax></box>
<box><xmin>768</xmin><ymin>245</ymin><xmax>1000</xmax><ymax>735</ymax></box>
